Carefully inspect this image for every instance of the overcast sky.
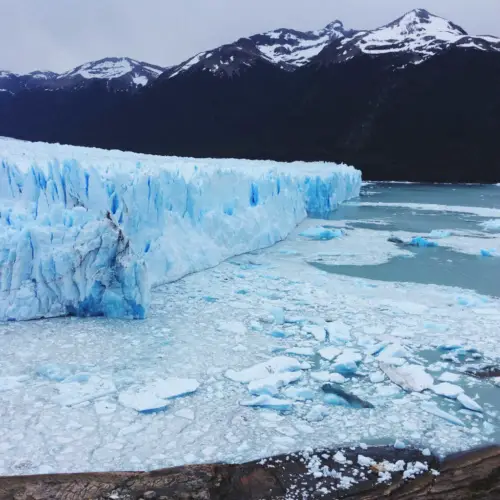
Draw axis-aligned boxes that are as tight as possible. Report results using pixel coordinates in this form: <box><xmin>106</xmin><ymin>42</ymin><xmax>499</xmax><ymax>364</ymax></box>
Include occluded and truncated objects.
<box><xmin>3</xmin><ymin>0</ymin><xmax>500</xmax><ymax>73</ymax></box>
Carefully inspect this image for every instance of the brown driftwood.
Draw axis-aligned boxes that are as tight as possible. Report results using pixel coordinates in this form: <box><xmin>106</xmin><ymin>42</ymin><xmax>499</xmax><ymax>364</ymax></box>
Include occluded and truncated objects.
<box><xmin>0</xmin><ymin>445</ymin><xmax>499</xmax><ymax>500</ymax></box>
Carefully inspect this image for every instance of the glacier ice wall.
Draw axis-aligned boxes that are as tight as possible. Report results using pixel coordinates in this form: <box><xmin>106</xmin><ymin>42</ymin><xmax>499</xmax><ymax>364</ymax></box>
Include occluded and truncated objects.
<box><xmin>0</xmin><ymin>138</ymin><xmax>361</xmax><ymax>321</ymax></box>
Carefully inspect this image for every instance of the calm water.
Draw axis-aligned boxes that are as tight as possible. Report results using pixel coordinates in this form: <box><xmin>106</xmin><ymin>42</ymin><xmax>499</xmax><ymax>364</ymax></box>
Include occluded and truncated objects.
<box><xmin>315</xmin><ymin>183</ymin><xmax>500</xmax><ymax>297</ymax></box>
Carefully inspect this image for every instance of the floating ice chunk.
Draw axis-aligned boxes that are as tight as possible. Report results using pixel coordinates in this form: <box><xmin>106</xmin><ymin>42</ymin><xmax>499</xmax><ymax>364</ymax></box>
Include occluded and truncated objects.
<box><xmin>152</xmin><ymin>378</ymin><xmax>199</xmax><ymax>399</ymax></box>
<box><xmin>283</xmin><ymin>387</ymin><xmax>315</xmax><ymax>401</ymax></box>
<box><xmin>36</xmin><ymin>363</ymin><xmax>74</xmax><ymax>382</ymax></box>
<box><xmin>175</xmin><ymin>408</ymin><xmax>195</xmax><ymax>420</ymax></box>
<box><xmin>325</xmin><ymin>321</ymin><xmax>351</xmax><ymax>343</ymax></box>
<box><xmin>357</xmin><ymin>455</ymin><xmax>375</xmax><ymax>467</ymax></box>
<box><xmin>118</xmin><ymin>377</ymin><xmax>198</xmax><ymax>413</ymax></box>
<box><xmin>422</xmin><ymin>402</ymin><xmax>464</xmax><ymax>426</ymax></box>
<box><xmin>431</xmin><ymin>383</ymin><xmax>464</xmax><ymax>399</ymax></box>
<box><xmin>381</xmin><ymin>364</ymin><xmax>433</xmax><ymax>392</ymax></box>
<box><xmin>55</xmin><ymin>376</ymin><xmax>117</xmax><ymax>407</ymax></box>
<box><xmin>376</xmin><ymin>342</ymin><xmax>409</xmax><ymax>362</ymax></box>
<box><xmin>271</xmin><ymin>307</ymin><xmax>285</xmax><ymax>325</ymax></box>
<box><xmin>240</xmin><ymin>395</ymin><xmax>294</xmax><ymax>411</ymax></box>
<box><xmin>306</xmin><ymin>404</ymin><xmax>329</xmax><ymax>422</ymax></box>
<box><xmin>225</xmin><ymin>356</ymin><xmax>302</xmax><ymax>383</ymax></box>
<box><xmin>394</xmin><ymin>440</ymin><xmax>406</xmax><ymax>450</ymax></box>
<box><xmin>286</xmin><ymin>347</ymin><xmax>315</xmax><ymax>357</ymax></box>
<box><xmin>429</xmin><ymin>229</ymin><xmax>452</xmax><ymax>239</ymax></box>
<box><xmin>303</xmin><ymin>325</ymin><xmax>326</xmax><ymax>342</ymax></box>
<box><xmin>480</xmin><ymin>219</ymin><xmax>500</xmax><ymax>231</ymax></box>
<box><xmin>409</xmin><ymin>237</ymin><xmax>438</xmax><ymax>248</ymax></box>
<box><xmin>480</xmin><ymin>249</ymin><xmax>497</xmax><ymax>257</ymax></box>
<box><xmin>319</xmin><ymin>346</ymin><xmax>341</xmax><ymax>361</ymax></box>
<box><xmin>369</xmin><ymin>372</ymin><xmax>385</xmax><ymax>383</ymax></box>
<box><xmin>329</xmin><ymin>373</ymin><xmax>346</xmax><ymax>384</ymax></box>
<box><xmin>94</xmin><ymin>399</ymin><xmax>116</xmax><ymax>415</ymax></box>
<box><xmin>332</xmin><ymin>349</ymin><xmax>362</xmax><ymax>374</ymax></box>
<box><xmin>248</xmin><ymin>371</ymin><xmax>302</xmax><ymax>396</ymax></box>
<box><xmin>299</xmin><ymin>227</ymin><xmax>343</xmax><ymax>240</ymax></box>
<box><xmin>118</xmin><ymin>390</ymin><xmax>170</xmax><ymax>414</ymax></box>
<box><xmin>323</xmin><ymin>383</ymin><xmax>374</xmax><ymax>409</ymax></box>
<box><xmin>457</xmin><ymin>393</ymin><xmax>482</xmax><ymax>412</ymax></box>
<box><xmin>333</xmin><ymin>451</ymin><xmax>347</xmax><ymax>464</ymax></box>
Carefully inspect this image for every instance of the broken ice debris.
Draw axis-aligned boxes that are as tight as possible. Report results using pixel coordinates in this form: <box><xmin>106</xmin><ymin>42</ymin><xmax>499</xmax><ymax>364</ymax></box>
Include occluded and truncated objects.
<box><xmin>325</xmin><ymin>321</ymin><xmax>351</xmax><ymax>343</ymax></box>
<box><xmin>283</xmin><ymin>387</ymin><xmax>315</xmax><ymax>401</ymax></box>
<box><xmin>299</xmin><ymin>227</ymin><xmax>343</xmax><ymax>240</ymax></box>
<box><xmin>322</xmin><ymin>383</ymin><xmax>374</xmax><ymax>409</ymax></box>
<box><xmin>429</xmin><ymin>230</ymin><xmax>452</xmax><ymax>239</ymax></box>
<box><xmin>54</xmin><ymin>376</ymin><xmax>117</xmax><ymax>407</ymax></box>
<box><xmin>409</xmin><ymin>237</ymin><xmax>438</xmax><ymax>248</ymax></box>
<box><xmin>438</xmin><ymin>372</ymin><xmax>461</xmax><ymax>383</ymax></box>
<box><xmin>240</xmin><ymin>395</ymin><xmax>294</xmax><ymax>411</ymax></box>
<box><xmin>457</xmin><ymin>393</ymin><xmax>482</xmax><ymax>412</ymax></box>
<box><xmin>422</xmin><ymin>402</ymin><xmax>464</xmax><ymax>426</ymax></box>
<box><xmin>331</xmin><ymin>349</ymin><xmax>362</xmax><ymax>374</ymax></box>
<box><xmin>381</xmin><ymin>364</ymin><xmax>433</xmax><ymax>392</ymax></box>
<box><xmin>118</xmin><ymin>377</ymin><xmax>199</xmax><ymax>413</ymax></box>
<box><xmin>318</xmin><ymin>346</ymin><xmax>341</xmax><ymax>361</ymax></box>
<box><xmin>286</xmin><ymin>347</ymin><xmax>315</xmax><ymax>357</ymax></box>
<box><xmin>248</xmin><ymin>371</ymin><xmax>302</xmax><ymax>396</ymax></box>
<box><xmin>310</xmin><ymin>371</ymin><xmax>346</xmax><ymax>383</ymax></box>
<box><xmin>225</xmin><ymin>356</ymin><xmax>302</xmax><ymax>383</ymax></box>
<box><xmin>305</xmin><ymin>404</ymin><xmax>329</xmax><ymax>422</ymax></box>
<box><xmin>369</xmin><ymin>372</ymin><xmax>385</xmax><ymax>383</ymax></box>
<box><xmin>303</xmin><ymin>325</ymin><xmax>326</xmax><ymax>342</ymax></box>
<box><xmin>431</xmin><ymin>383</ymin><xmax>464</xmax><ymax>399</ymax></box>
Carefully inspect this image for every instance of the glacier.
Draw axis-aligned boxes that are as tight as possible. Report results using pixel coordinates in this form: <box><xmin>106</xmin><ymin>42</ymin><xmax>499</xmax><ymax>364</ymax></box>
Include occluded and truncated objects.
<box><xmin>0</xmin><ymin>138</ymin><xmax>361</xmax><ymax>321</ymax></box>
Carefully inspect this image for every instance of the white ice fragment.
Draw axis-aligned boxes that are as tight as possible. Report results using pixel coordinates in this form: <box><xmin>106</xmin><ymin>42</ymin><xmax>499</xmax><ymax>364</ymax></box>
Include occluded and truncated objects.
<box><xmin>318</xmin><ymin>346</ymin><xmax>341</xmax><ymax>361</ymax></box>
<box><xmin>329</xmin><ymin>373</ymin><xmax>346</xmax><ymax>384</ymax></box>
<box><xmin>306</xmin><ymin>404</ymin><xmax>329</xmax><ymax>422</ymax></box>
<box><xmin>325</xmin><ymin>321</ymin><xmax>351</xmax><ymax>343</ymax></box>
<box><xmin>381</xmin><ymin>364</ymin><xmax>434</xmax><ymax>392</ymax></box>
<box><xmin>422</xmin><ymin>448</ymin><xmax>431</xmax><ymax>456</ymax></box>
<box><xmin>240</xmin><ymin>395</ymin><xmax>294</xmax><ymax>411</ymax></box>
<box><xmin>431</xmin><ymin>383</ymin><xmax>464</xmax><ymax>399</ymax></box>
<box><xmin>303</xmin><ymin>325</ymin><xmax>326</xmax><ymax>342</ymax></box>
<box><xmin>175</xmin><ymin>408</ymin><xmax>195</xmax><ymax>420</ymax></box>
<box><xmin>438</xmin><ymin>372</ymin><xmax>461</xmax><ymax>383</ymax></box>
<box><xmin>332</xmin><ymin>349</ymin><xmax>362</xmax><ymax>374</ymax></box>
<box><xmin>0</xmin><ymin>375</ymin><xmax>28</xmax><ymax>392</ymax></box>
<box><xmin>55</xmin><ymin>376</ymin><xmax>117</xmax><ymax>407</ymax></box>
<box><xmin>369</xmin><ymin>372</ymin><xmax>385</xmax><ymax>383</ymax></box>
<box><xmin>357</xmin><ymin>455</ymin><xmax>375</xmax><ymax>467</ymax></box>
<box><xmin>333</xmin><ymin>451</ymin><xmax>347</xmax><ymax>464</ymax></box>
<box><xmin>394</xmin><ymin>440</ymin><xmax>406</xmax><ymax>450</ymax></box>
<box><xmin>118</xmin><ymin>390</ymin><xmax>170</xmax><ymax>414</ymax></box>
<box><xmin>286</xmin><ymin>347</ymin><xmax>315</xmax><ymax>357</ymax></box>
<box><xmin>457</xmin><ymin>393</ymin><xmax>482</xmax><ymax>412</ymax></box>
<box><xmin>225</xmin><ymin>356</ymin><xmax>302</xmax><ymax>383</ymax></box>
<box><xmin>422</xmin><ymin>402</ymin><xmax>464</xmax><ymax>426</ymax></box>
<box><xmin>218</xmin><ymin>321</ymin><xmax>247</xmax><ymax>335</ymax></box>
<box><xmin>283</xmin><ymin>387</ymin><xmax>315</xmax><ymax>401</ymax></box>
<box><xmin>94</xmin><ymin>399</ymin><xmax>116</xmax><ymax>415</ymax></box>
<box><xmin>310</xmin><ymin>371</ymin><xmax>332</xmax><ymax>382</ymax></box>
<box><xmin>248</xmin><ymin>371</ymin><xmax>302</xmax><ymax>396</ymax></box>
<box><xmin>152</xmin><ymin>378</ymin><xmax>199</xmax><ymax>399</ymax></box>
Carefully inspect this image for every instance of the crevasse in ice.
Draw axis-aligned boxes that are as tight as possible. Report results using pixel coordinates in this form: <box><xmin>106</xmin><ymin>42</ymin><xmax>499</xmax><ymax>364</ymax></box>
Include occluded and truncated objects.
<box><xmin>0</xmin><ymin>138</ymin><xmax>361</xmax><ymax>320</ymax></box>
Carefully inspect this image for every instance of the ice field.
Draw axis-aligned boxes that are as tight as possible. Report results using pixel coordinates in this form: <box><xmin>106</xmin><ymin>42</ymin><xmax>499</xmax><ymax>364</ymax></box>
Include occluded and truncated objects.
<box><xmin>1</xmin><ymin>140</ymin><xmax>500</xmax><ymax>477</ymax></box>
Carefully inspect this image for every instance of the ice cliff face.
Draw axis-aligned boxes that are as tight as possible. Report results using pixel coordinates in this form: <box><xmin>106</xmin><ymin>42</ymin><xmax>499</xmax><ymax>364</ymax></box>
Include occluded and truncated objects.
<box><xmin>0</xmin><ymin>138</ymin><xmax>361</xmax><ymax>321</ymax></box>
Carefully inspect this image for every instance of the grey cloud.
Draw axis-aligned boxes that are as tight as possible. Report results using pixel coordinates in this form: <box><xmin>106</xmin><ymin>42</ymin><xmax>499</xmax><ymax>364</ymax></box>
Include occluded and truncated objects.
<box><xmin>3</xmin><ymin>0</ymin><xmax>500</xmax><ymax>73</ymax></box>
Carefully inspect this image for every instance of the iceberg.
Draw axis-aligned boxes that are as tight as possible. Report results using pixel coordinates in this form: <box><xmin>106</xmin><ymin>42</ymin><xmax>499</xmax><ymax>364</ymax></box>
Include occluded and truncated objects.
<box><xmin>0</xmin><ymin>138</ymin><xmax>362</xmax><ymax>321</ymax></box>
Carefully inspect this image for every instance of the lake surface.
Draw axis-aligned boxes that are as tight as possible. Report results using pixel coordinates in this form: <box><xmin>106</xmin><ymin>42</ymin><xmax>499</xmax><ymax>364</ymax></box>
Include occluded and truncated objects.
<box><xmin>315</xmin><ymin>183</ymin><xmax>500</xmax><ymax>296</ymax></box>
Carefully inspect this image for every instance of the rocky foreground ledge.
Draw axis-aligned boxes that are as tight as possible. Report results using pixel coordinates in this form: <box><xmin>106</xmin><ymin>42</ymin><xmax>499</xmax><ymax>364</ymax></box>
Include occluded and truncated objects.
<box><xmin>0</xmin><ymin>445</ymin><xmax>499</xmax><ymax>500</ymax></box>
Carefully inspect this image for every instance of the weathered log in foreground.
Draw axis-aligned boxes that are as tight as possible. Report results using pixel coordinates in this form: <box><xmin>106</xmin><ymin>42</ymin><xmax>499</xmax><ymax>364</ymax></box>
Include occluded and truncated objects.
<box><xmin>1</xmin><ymin>445</ymin><xmax>499</xmax><ymax>500</ymax></box>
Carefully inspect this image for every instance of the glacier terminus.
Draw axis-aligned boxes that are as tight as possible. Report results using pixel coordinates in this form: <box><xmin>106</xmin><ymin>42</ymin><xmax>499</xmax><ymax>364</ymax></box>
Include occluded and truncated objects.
<box><xmin>0</xmin><ymin>138</ymin><xmax>361</xmax><ymax>321</ymax></box>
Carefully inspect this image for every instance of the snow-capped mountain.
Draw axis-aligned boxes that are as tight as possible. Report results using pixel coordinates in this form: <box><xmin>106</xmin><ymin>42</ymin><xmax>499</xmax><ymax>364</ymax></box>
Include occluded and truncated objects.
<box><xmin>319</xmin><ymin>9</ymin><xmax>500</xmax><ymax>65</ymax></box>
<box><xmin>0</xmin><ymin>57</ymin><xmax>166</xmax><ymax>93</ymax></box>
<box><xmin>165</xmin><ymin>20</ymin><xmax>351</xmax><ymax>78</ymax></box>
<box><xmin>56</xmin><ymin>57</ymin><xmax>166</xmax><ymax>88</ymax></box>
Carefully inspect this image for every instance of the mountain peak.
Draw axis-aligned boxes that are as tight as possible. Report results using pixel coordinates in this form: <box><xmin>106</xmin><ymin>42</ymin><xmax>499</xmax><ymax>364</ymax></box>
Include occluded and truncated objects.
<box><xmin>390</xmin><ymin>8</ymin><xmax>468</xmax><ymax>36</ymax></box>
